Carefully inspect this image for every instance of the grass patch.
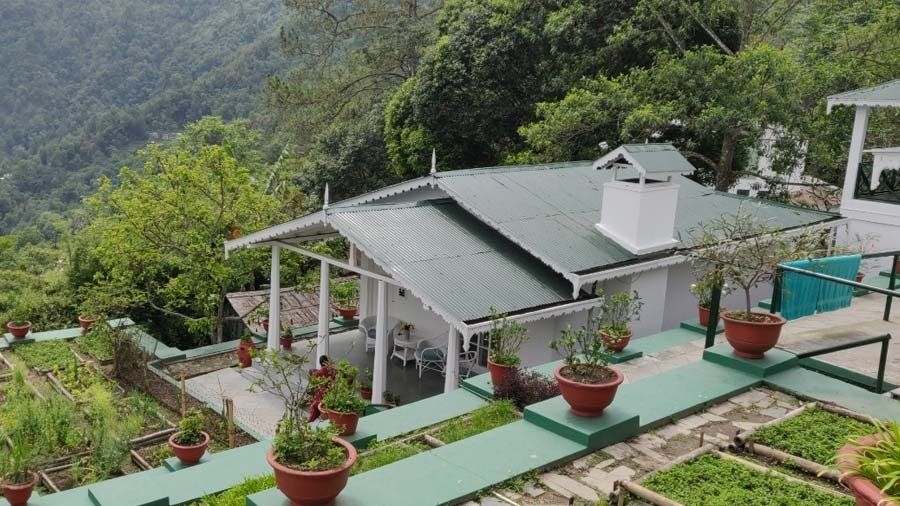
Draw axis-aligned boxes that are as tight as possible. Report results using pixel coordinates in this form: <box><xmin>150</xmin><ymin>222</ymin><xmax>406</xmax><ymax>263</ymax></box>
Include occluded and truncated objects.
<box><xmin>191</xmin><ymin>474</ymin><xmax>275</xmax><ymax>506</ymax></box>
<box><xmin>351</xmin><ymin>440</ymin><xmax>428</xmax><ymax>476</ymax></box>
<box><xmin>14</xmin><ymin>340</ymin><xmax>77</xmax><ymax>371</ymax></box>
<box><xmin>643</xmin><ymin>454</ymin><xmax>852</xmax><ymax>506</ymax></box>
<box><xmin>433</xmin><ymin>400</ymin><xmax>519</xmax><ymax>444</ymax></box>
<box><xmin>751</xmin><ymin>407</ymin><xmax>874</xmax><ymax>465</ymax></box>
<box><xmin>75</xmin><ymin>326</ymin><xmax>115</xmax><ymax>362</ymax></box>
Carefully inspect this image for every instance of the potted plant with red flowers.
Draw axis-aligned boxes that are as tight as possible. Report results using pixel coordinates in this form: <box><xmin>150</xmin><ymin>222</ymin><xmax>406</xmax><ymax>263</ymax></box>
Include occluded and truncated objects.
<box><xmin>251</xmin><ymin>348</ymin><xmax>357</xmax><ymax>505</ymax></box>
<box><xmin>237</xmin><ymin>333</ymin><xmax>254</xmax><ymax>368</ymax></box>
<box><xmin>550</xmin><ymin>325</ymin><xmax>622</xmax><ymax>417</ymax></box>
<box><xmin>689</xmin><ymin>209</ymin><xmax>825</xmax><ymax>359</ymax></box>
<box><xmin>331</xmin><ymin>280</ymin><xmax>359</xmax><ymax>320</ymax></box>
<box><xmin>597</xmin><ymin>291</ymin><xmax>643</xmax><ymax>352</ymax></box>
<box><xmin>4</xmin><ymin>321</ymin><xmax>31</xmax><ymax>340</ymax></box>
<box><xmin>319</xmin><ymin>378</ymin><xmax>367</xmax><ymax>436</ymax></box>
<box><xmin>168</xmin><ymin>409</ymin><xmax>210</xmax><ymax>465</ymax></box>
<box><xmin>836</xmin><ymin>420</ymin><xmax>899</xmax><ymax>506</ymax></box>
<box><xmin>0</xmin><ymin>433</ymin><xmax>37</xmax><ymax>506</ymax></box>
<box><xmin>487</xmin><ymin>309</ymin><xmax>528</xmax><ymax>387</ymax></box>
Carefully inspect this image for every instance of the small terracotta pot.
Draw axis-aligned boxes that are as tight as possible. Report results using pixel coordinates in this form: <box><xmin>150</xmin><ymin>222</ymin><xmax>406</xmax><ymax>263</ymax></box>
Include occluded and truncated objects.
<box><xmin>5</xmin><ymin>322</ymin><xmax>31</xmax><ymax>339</ymax></box>
<box><xmin>319</xmin><ymin>403</ymin><xmax>360</xmax><ymax>436</ymax></box>
<box><xmin>237</xmin><ymin>340</ymin><xmax>253</xmax><ymax>368</ymax></box>
<box><xmin>78</xmin><ymin>315</ymin><xmax>100</xmax><ymax>332</ymax></box>
<box><xmin>555</xmin><ymin>365</ymin><xmax>624</xmax><ymax>417</ymax></box>
<box><xmin>168</xmin><ymin>431</ymin><xmax>210</xmax><ymax>465</ymax></box>
<box><xmin>267</xmin><ymin>439</ymin><xmax>357</xmax><ymax>506</ymax></box>
<box><xmin>837</xmin><ymin>434</ymin><xmax>898</xmax><ymax>506</ymax></box>
<box><xmin>280</xmin><ymin>335</ymin><xmax>293</xmax><ymax>351</ymax></box>
<box><xmin>600</xmin><ymin>329</ymin><xmax>631</xmax><ymax>353</ymax></box>
<box><xmin>1</xmin><ymin>472</ymin><xmax>37</xmax><ymax>506</ymax></box>
<box><xmin>360</xmin><ymin>387</ymin><xmax>372</xmax><ymax>400</ymax></box>
<box><xmin>698</xmin><ymin>305</ymin><xmax>710</xmax><ymax>327</ymax></box>
<box><xmin>487</xmin><ymin>359</ymin><xmax>516</xmax><ymax>387</ymax></box>
<box><xmin>721</xmin><ymin>311</ymin><xmax>786</xmax><ymax>359</ymax></box>
<box><xmin>335</xmin><ymin>306</ymin><xmax>358</xmax><ymax>320</ymax></box>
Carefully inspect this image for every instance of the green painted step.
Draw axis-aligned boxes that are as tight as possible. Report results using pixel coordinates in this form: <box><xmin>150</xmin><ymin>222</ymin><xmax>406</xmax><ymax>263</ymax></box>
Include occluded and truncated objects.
<box><xmin>764</xmin><ymin>367</ymin><xmax>900</xmax><ymax>421</ymax></box>
<box><xmin>359</xmin><ymin>388</ymin><xmax>486</xmax><ymax>442</ymax></box>
<box><xmin>703</xmin><ymin>344</ymin><xmax>798</xmax><ymax>377</ymax></box>
<box><xmin>524</xmin><ymin>401</ymin><xmax>640</xmax><ymax>449</ymax></box>
<box><xmin>1</xmin><ymin>318</ymin><xmax>134</xmax><ymax>349</ymax></box>
<box><xmin>679</xmin><ymin>318</ymin><xmax>724</xmax><ymax>335</ymax></box>
<box><xmin>627</xmin><ymin>327</ymin><xmax>703</xmax><ymax>356</ymax></box>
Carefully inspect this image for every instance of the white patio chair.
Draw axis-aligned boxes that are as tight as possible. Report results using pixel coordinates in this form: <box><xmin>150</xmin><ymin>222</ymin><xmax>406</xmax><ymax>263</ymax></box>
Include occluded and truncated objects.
<box><xmin>458</xmin><ymin>334</ymin><xmax>479</xmax><ymax>379</ymax></box>
<box><xmin>414</xmin><ymin>339</ymin><xmax>446</xmax><ymax>378</ymax></box>
<box><xmin>359</xmin><ymin>316</ymin><xmax>400</xmax><ymax>352</ymax></box>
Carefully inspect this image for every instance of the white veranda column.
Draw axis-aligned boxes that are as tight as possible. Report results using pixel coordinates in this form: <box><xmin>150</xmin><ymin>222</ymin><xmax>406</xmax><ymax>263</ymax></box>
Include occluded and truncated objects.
<box><xmin>444</xmin><ymin>327</ymin><xmax>460</xmax><ymax>393</ymax></box>
<box><xmin>266</xmin><ymin>245</ymin><xmax>281</xmax><ymax>350</ymax></box>
<box><xmin>840</xmin><ymin>106</ymin><xmax>870</xmax><ymax>208</ymax></box>
<box><xmin>372</xmin><ymin>280</ymin><xmax>388</xmax><ymax>404</ymax></box>
<box><xmin>317</xmin><ymin>261</ymin><xmax>331</xmax><ymax>362</ymax></box>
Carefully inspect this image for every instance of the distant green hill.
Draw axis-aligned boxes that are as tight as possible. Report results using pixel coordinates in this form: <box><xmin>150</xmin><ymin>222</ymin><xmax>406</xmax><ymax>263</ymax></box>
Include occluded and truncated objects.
<box><xmin>0</xmin><ymin>0</ymin><xmax>287</xmax><ymax>232</ymax></box>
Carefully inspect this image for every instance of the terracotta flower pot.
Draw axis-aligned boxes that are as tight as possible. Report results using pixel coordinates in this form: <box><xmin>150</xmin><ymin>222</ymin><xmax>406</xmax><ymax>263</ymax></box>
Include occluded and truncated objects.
<box><xmin>319</xmin><ymin>403</ymin><xmax>360</xmax><ymax>436</ymax></box>
<box><xmin>555</xmin><ymin>365</ymin><xmax>624</xmax><ymax>417</ymax></box>
<box><xmin>600</xmin><ymin>329</ymin><xmax>632</xmax><ymax>353</ymax></box>
<box><xmin>335</xmin><ymin>306</ymin><xmax>358</xmax><ymax>320</ymax></box>
<box><xmin>360</xmin><ymin>387</ymin><xmax>372</xmax><ymax>400</ymax></box>
<box><xmin>487</xmin><ymin>359</ymin><xmax>516</xmax><ymax>387</ymax></box>
<box><xmin>698</xmin><ymin>305</ymin><xmax>711</xmax><ymax>327</ymax></box>
<box><xmin>280</xmin><ymin>335</ymin><xmax>293</xmax><ymax>351</ymax></box>
<box><xmin>837</xmin><ymin>434</ymin><xmax>898</xmax><ymax>506</ymax></box>
<box><xmin>78</xmin><ymin>315</ymin><xmax>99</xmax><ymax>332</ymax></box>
<box><xmin>267</xmin><ymin>439</ymin><xmax>357</xmax><ymax>506</ymax></box>
<box><xmin>237</xmin><ymin>340</ymin><xmax>253</xmax><ymax>368</ymax></box>
<box><xmin>1</xmin><ymin>472</ymin><xmax>37</xmax><ymax>506</ymax></box>
<box><xmin>168</xmin><ymin>431</ymin><xmax>210</xmax><ymax>465</ymax></box>
<box><xmin>721</xmin><ymin>311</ymin><xmax>786</xmax><ymax>359</ymax></box>
<box><xmin>5</xmin><ymin>322</ymin><xmax>31</xmax><ymax>339</ymax></box>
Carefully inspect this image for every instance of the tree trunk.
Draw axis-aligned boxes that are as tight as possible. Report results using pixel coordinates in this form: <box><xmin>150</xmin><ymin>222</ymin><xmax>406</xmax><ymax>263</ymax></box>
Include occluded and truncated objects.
<box><xmin>716</xmin><ymin>131</ymin><xmax>740</xmax><ymax>191</ymax></box>
<box><xmin>213</xmin><ymin>289</ymin><xmax>226</xmax><ymax>344</ymax></box>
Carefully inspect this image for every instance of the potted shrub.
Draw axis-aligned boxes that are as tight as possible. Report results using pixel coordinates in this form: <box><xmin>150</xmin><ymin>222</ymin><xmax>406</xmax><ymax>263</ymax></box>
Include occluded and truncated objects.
<box><xmin>168</xmin><ymin>409</ymin><xmax>210</xmax><ymax>465</ymax></box>
<box><xmin>280</xmin><ymin>323</ymin><xmax>293</xmax><ymax>351</ymax></box>
<box><xmin>836</xmin><ymin>421</ymin><xmax>899</xmax><ymax>506</ymax></box>
<box><xmin>237</xmin><ymin>333</ymin><xmax>254</xmax><ymax>368</ymax></box>
<box><xmin>487</xmin><ymin>309</ymin><xmax>528</xmax><ymax>386</ymax></box>
<box><xmin>331</xmin><ymin>280</ymin><xmax>359</xmax><ymax>320</ymax></box>
<box><xmin>319</xmin><ymin>379</ymin><xmax>367</xmax><ymax>436</ymax></box>
<box><xmin>690</xmin><ymin>269</ymin><xmax>729</xmax><ymax>327</ymax></box>
<box><xmin>251</xmin><ymin>349</ymin><xmax>357</xmax><ymax>505</ymax></box>
<box><xmin>5</xmin><ymin>321</ymin><xmax>31</xmax><ymax>339</ymax></box>
<box><xmin>550</xmin><ymin>325</ymin><xmax>623</xmax><ymax>417</ymax></box>
<box><xmin>77</xmin><ymin>314</ymin><xmax>100</xmax><ymax>332</ymax></box>
<box><xmin>596</xmin><ymin>291</ymin><xmax>643</xmax><ymax>352</ymax></box>
<box><xmin>0</xmin><ymin>433</ymin><xmax>37</xmax><ymax>506</ymax></box>
<box><xmin>689</xmin><ymin>209</ymin><xmax>825</xmax><ymax>359</ymax></box>
<box><xmin>359</xmin><ymin>368</ymin><xmax>373</xmax><ymax>400</ymax></box>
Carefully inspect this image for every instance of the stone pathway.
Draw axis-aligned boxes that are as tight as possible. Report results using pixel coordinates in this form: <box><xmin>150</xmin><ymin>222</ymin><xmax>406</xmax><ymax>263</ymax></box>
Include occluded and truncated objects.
<box><xmin>476</xmin><ymin>387</ymin><xmax>804</xmax><ymax>505</ymax></box>
<box><xmin>185</xmin><ymin>367</ymin><xmax>287</xmax><ymax>439</ymax></box>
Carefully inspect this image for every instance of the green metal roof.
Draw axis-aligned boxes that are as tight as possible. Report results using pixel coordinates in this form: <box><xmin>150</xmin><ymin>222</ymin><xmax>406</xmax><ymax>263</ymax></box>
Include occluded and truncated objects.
<box><xmin>827</xmin><ymin>79</ymin><xmax>900</xmax><ymax>110</ymax></box>
<box><xmin>328</xmin><ymin>200</ymin><xmax>578</xmax><ymax>322</ymax></box>
<box><xmin>604</xmin><ymin>143</ymin><xmax>697</xmax><ymax>174</ymax></box>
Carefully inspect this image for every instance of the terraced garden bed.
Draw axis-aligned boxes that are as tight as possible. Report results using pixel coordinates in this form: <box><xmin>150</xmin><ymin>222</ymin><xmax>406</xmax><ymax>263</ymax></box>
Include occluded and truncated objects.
<box><xmin>163</xmin><ymin>351</ymin><xmax>239</xmax><ymax>380</ymax></box>
<box><xmin>12</xmin><ymin>340</ymin><xmax>81</xmax><ymax>372</ymax></box>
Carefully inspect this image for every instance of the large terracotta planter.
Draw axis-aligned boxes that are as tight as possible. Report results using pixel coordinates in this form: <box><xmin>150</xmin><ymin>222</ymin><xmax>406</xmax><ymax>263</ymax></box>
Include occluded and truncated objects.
<box><xmin>319</xmin><ymin>403</ymin><xmax>360</xmax><ymax>436</ymax></box>
<box><xmin>237</xmin><ymin>340</ymin><xmax>253</xmax><ymax>368</ymax></box>
<box><xmin>1</xmin><ymin>473</ymin><xmax>37</xmax><ymax>506</ymax></box>
<box><xmin>5</xmin><ymin>322</ymin><xmax>31</xmax><ymax>339</ymax></box>
<box><xmin>78</xmin><ymin>315</ymin><xmax>100</xmax><ymax>332</ymax></box>
<box><xmin>267</xmin><ymin>438</ymin><xmax>357</xmax><ymax>506</ymax></box>
<box><xmin>555</xmin><ymin>365</ymin><xmax>624</xmax><ymax>417</ymax></box>
<box><xmin>721</xmin><ymin>311</ymin><xmax>786</xmax><ymax>359</ymax></box>
<box><xmin>837</xmin><ymin>434</ymin><xmax>899</xmax><ymax>506</ymax></box>
<box><xmin>334</xmin><ymin>306</ymin><xmax>358</xmax><ymax>320</ymax></box>
<box><xmin>487</xmin><ymin>359</ymin><xmax>516</xmax><ymax>387</ymax></box>
<box><xmin>600</xmin><ymin>329</ymin><xmax>631</xmax><ymax>353</ymax></box>
<box><xmin>168</xmin><ymin>431</ymin><xmax>210</xmax><ymax>465</ymax></box>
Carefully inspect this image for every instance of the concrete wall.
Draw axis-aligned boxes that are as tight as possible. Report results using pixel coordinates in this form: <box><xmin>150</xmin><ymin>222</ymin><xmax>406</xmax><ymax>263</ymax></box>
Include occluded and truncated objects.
<box><xmin>836</xmin><ymin>219</ymin><xmax>900</xmax><ymax>274</ymax></box>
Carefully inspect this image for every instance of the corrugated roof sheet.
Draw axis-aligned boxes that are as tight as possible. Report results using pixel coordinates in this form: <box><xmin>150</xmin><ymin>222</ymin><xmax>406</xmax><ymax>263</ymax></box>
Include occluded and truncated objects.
<box><xmin>827</xmin><ymin>79</ymin><xmax>900</xmax><ymax>109</ymax></box>
<box><xmin>617</xmin><ymin>143</ymin><xmax>696</xmax><ymax>174</ymax></box>
<box><xmin>436</xmin><ymin>163</ymin><xmax>835</xmax><ymax>275</ymax></box>
<box><xmin>328</xmin><ymin>200</ymin><xmax>575</xmax><ymax>322</ymax></box>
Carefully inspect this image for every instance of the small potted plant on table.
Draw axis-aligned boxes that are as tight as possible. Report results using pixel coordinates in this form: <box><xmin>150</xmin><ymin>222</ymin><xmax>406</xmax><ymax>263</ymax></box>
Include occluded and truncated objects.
<box><xmin>0</xmin><ymin>433</ymin><xmax>37</xmax><ymax>506</ymax></box>
<box><xmin>320</xmin><ymin>379</ymin><xmax>367</xmax><ymax>436</ymax></box>
<box><xmin>597</xmin><ymin>291</ymin><xmax>643</xmax><ymax>352</ymax></box>
<box><xmin>331</xmin><ymin>280</ymin><xmax>359</xmax><ymax>320</ymax></box>
<box><xmin>837</xmin><ymin>421</ymin><xmax>899</xmax><ymax>506</ymax></box>
<box><xmin>168</xmin><ymin>409</ymin><xmax>210</xmax><ymax>465</ymax></box>
<box><xmin>4</xmin><ymin>321</ymin><xmax>31</xmax><ymax>340</ymax></box>
<box><xmin>689</xmin><ymin>209</ymin><xmax>825</xmax><ymax>359</ymax></box>
<box><xmin>550</xmin><ymin>325</ymin><xmax>623</xmax><ymax>417</ymax></box>
<box><xmin>487</xmin><ymin>309</ymin><xmax>528</xmax><ymax>386</ymax></box>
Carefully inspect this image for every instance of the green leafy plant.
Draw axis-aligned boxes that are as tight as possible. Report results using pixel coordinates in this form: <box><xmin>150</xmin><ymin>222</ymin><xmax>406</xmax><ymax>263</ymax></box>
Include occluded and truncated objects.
<box><xmin>193</xmin><ymin>474</ymin><xmax>276</xmax><ymax>506</ymax></box>
<box><xmin>690</xmin><ymin>268</ymin><xmax>730</xmax><ymax>308</ymax></box>
<box><xmin>331</xmin><ymin>280</ymin><xmax>359</xmax><ymax>309</ymax></box>
<box><xmin>54</xmin><ymin>362</ymin><xmax>112</xmax><ymax>400</ymax></box>
<box><xmin>273</xmin><ymin>417</ymin><xmax>345</xmax><ymax>472</ymax></box>
<box><xmin>75</xmin><ymin>323</ymin><xmax>116</xmax><ymax>362</ymax></box>
<box><xmin>434</xmin><ymin>400</ymin><xmax>519</xmax><ymax>444</ymax></box>
<box><xmin>487</xmin><ymin>309</ymin><xmax>528</xmax><ymax>367</ymax></box>
<box><xmin>849</xmin><ymin>420</ymin><xmax>900</xmax><ymax>502</ymax></box>
<box><xmin>752</xmin><ymin>408</ymin><xmax>874</xmax><ymax>465</ymax></box>
<box><xmin>550</xmin><ymin>325</ymin><xmax>615</xmax><ymax>383</ymax></box>
<box><xmin>334</xmin><ymin>359</ymin><xmax>359</xmax><ymax>384</ymax></box>
<box><xmin>359</xmin><ymin>368</ymin><xmax>373</xmax><ymax>389</ymax></box>
<box><xmin>0</xmin><ymin>430</ymin><xmax>35</xmax><ymax>485</ymax></box>
<box><xmin>322</xmin><ymin>378</ymin><xmax>366</xmax><ymax>415</ymax></box>
<box><xmin>79</xmin><ymin>384</ymin><xmax>141</xmax><ymax>483</ymax></box>
<box><xmin>598</xmin><ymin>290</ymin><xmax>643</xmax><ymax>337</ymax></box>
<box><xmin>14</xmin><ymin>340</ymin><xmax>77</xmax><ymax>371</ymax></box>
<box><xmin>176</xmin><ymin>409</ymin><xmax>206</xmax><ymax>446</ymax></box>
<box><xmin>351</xmin><ymin>440</ymin><xmax>427</xmax><ymax>476</ymax></box>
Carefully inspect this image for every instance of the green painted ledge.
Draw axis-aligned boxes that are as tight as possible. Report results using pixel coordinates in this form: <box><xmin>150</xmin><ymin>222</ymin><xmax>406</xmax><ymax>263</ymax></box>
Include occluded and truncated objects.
<box><xmin>679</xmin><ymin>318</ymin><xmax>724</xmax><ymax>335</ymax></box>
<box><xmin>360</xmin><ymin>388</ymin><xmax>487</xmax><ymax>442</ymax></box>
<box><xmin>703</xmin><ymin>343</ymin><xmax>798</xmax><ymax>378</ymax></box>
<box><xmin>0</xmin><ymin>318</ymin><xmax>133</xmax><ymax>350</ymax></box>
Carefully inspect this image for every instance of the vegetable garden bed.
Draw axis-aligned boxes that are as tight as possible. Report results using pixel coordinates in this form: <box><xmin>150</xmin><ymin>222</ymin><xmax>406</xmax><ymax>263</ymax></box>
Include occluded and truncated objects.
<box><xmin>12</xmin><ymin>340</ymin><xmax>82</xmax><ymax>372</ymax></box>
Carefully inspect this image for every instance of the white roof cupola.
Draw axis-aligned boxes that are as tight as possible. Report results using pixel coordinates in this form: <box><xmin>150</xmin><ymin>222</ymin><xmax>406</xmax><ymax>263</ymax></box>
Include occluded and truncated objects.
<box><xmin>593</xmin><ymin>143</ymin><xmax>696</xmax><ymax>255</ymax></box>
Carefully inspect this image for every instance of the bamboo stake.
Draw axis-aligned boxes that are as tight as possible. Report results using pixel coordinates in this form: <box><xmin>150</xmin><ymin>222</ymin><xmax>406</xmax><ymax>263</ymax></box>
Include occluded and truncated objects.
<box><xmin>819</xmin><ymin>402</ymin><xmax>879</xmax><ymax>424</ymax></box>
<box><xmin>743</xmin><ymin>442</ymin><xmax>841</xmax><ymax>482</ymax></box>
<box><xmin>130</xmin><ymin>449</ymin><xmax>153</xmax><ymax>471</ymax></box>
<box><xmin>645</xmin><ymin>444</ymin><xmax>719</xmax><ymax>479</ymax></box>
<box><xmin>129</xmin><ymin>427</ymin><xmax>177</xmax><ymax>448</ymax></box>
<box><xmin>45</xmin><ymin>372</ymin><xmax>76</xmax><ymax>403</ymax></box>
<box><xmin>422</xmin><ymin>434</ymin><xmax>445</xmax><ymax>448</ymax></box>
<box><xmin>616</xmin><ymin>480</ymin><xmax>684</xmax><ymax>506</ymax></box>
<box><xmin>224</xmin><ymin>397</ymin><xmax>235</xmax><ymax>448</ymax></box>
<box><xmin>38</xmin><ymin>470</ymin><xmax>60</xmax><ymax>493</ymax></box>
<box><xmin>180</xmin><ymin>374</ymin><xmax>187</xmax><ymax>417</ymax></box>
<box><xmin>735</xmin><ymin>402</ymin><xmax>816</xmax><ymax>445</ymax></box>
<box><xmin>713</xmin><ymin>450</ymin><xmax>849</xmax><ymax>498</ymax></box>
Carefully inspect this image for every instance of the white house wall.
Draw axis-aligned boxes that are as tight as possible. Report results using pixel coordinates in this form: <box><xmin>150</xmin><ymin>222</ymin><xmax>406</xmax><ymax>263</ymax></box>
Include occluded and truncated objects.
<box><xmin>837</xmin><ymin>220</ymin><xmax>900</xmax><ymax>273</ymax></box>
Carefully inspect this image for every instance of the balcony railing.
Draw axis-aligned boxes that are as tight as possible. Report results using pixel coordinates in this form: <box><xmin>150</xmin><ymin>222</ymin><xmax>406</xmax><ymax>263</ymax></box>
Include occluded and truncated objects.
<box><xmin>854</xmin><ymin>164</ymin><xmax>900</xmax><ymax>204</ymax></box>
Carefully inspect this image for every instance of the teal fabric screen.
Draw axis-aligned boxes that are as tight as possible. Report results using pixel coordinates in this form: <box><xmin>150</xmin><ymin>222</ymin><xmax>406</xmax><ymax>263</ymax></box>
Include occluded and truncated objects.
<box><xmin>779</xmin><ymin>254</ymin><xmax>861</xmax><ymax>320</ymax></box>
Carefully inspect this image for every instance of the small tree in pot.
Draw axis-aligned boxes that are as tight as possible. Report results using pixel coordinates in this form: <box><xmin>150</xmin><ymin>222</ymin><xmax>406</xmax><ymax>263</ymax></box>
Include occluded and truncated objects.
<box><xmin>487</xmin><ymin>309</ymin><xmax>528</xmax><ymax>386</ymax></box>
<box><xmin>0</xmin><ymin>432</ymin><xmax>37</xmax><ymax>506</ymax></box>
<box><xmin>596</xmin><ymin>291</ymin><xmax>643</xmax><ymax>352</ymax></box>
<box><xmin>168</xmin><ymin>409</ymin><xmax>210</xmax><ymax>465</ymax></box>
<box><xmin>837</xmin><ymin>420</ymin><xmax>899</xmax><ymax>506</ymax></box>
<box><xmin>331</xmin><ymin>280</ymin><xmax>359</xmax><ymax>320</ymax></box>
<box><xmin>320</xmin><ymin>378</ymin><xmax>367</xmax><ymax>436</ymax></box>
<box><xmin>689</xmin><ymin>209</ymin><xmax>825</xmax><ymax>358</ymax></box>
<box><xmin>550</xmin><ymin>325</ymin><xmax>622</xmax><ymax>417</ymax></box>
<box><xmin>252</xmin><ymin>347</ymin><xmax>358</xmax><ymax>505</ymax></box>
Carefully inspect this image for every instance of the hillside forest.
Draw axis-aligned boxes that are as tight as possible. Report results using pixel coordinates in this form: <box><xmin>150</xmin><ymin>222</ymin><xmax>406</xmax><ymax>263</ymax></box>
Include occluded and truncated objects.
<box><xmin>1</xmin><ymin>0</ymin><xmax>897</xmax><ymax>348</ymax></box>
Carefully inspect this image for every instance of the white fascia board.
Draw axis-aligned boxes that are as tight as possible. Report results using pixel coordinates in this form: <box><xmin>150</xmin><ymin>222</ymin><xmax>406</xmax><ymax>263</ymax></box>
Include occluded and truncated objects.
<box><xmin>461</xmin><ymin>297</ymin><xmax>603</xmax><ymax>337</ymax></box>
<box><xmin>827</xmin><ymin>99</ymin><xmax>900</xmax><ymax>113</ymax></box>
<box><xmin>224</xmin><ymin>211</ymin><xmax>329</xmax><ymax>253</ymax></box>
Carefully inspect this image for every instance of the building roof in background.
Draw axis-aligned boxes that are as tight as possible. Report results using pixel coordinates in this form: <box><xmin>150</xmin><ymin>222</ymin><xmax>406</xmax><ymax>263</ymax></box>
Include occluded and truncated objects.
<box><xmin>226</xmin><ymin>288</ymin><xmax>324</xmax><ymax>335</ymax></box>
<box><xmin>827</xmin><ymin>79</ymin><xmax>900</xmax><ymax>111</ymax></box>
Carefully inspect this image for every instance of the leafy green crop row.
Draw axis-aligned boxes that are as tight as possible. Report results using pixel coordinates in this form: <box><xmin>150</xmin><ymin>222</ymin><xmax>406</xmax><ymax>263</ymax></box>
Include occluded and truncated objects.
<box><xmin>14</xmin><ymin>340</ymin><xmax>77</xmax><ymax>371</ymax></box>
<box><xmin>751</xmin><ymin>408</ymin><xmax>874</xmax><ymax>465</ymax></box>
